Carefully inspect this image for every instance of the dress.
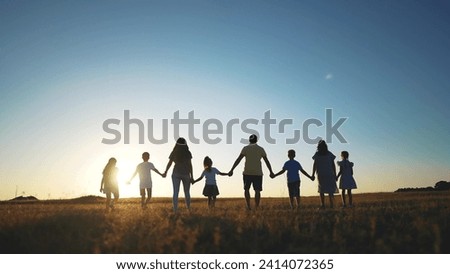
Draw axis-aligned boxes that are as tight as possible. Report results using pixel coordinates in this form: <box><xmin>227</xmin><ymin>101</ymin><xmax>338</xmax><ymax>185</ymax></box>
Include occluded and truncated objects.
<box><xmin>337</xmin><ymin>159</ymin><xmax>357</xmax><ymax>189</ymax></box>
<box><xmin>103</xmin><ymin>167</ymin><xmax>119</xmax><ymax>195</ymax></box>
<box><xmin>312</xmin><ymin>152</ymin><xmax>338</xmax><ymax>194</ymax></box>
<box><xmin>201</xmin><ymin>168</ymin><xmax>220</xmax><ymax>197</ymax></box>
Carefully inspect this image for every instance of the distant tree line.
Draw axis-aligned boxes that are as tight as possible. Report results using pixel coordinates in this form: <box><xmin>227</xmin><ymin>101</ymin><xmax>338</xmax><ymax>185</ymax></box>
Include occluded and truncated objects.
<box><xmin>395</xmin><ymin>181</ymin><xmax>450</xmax><ymax>192</ymax></box>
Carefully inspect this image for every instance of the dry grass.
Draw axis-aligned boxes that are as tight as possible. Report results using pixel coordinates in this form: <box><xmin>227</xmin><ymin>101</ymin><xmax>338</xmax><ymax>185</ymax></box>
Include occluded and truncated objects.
<box><xmin>0</xmin><ymin>192</ymin><xmax>449</xmax><ymax>253</ymax></box>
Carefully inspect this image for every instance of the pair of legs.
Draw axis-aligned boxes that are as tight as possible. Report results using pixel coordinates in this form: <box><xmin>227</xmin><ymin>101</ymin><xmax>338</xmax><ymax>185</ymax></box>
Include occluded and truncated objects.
<box><xmin>341</xmin><ymin>189</ymin><xmax>353</xmax><ymax>207</ymax></box>
<box><xmin>288</xmin><ymin>181</ymin><xmax>300</xmax><ymax>210</ymax></box>
<box><xmin>243</xmin><ymin>175</ymin><xmax>262</xmax><ymax>210</ymax></box>
<box><xmin>207</xmin><ymin>196</ymin><xmax>217</xmax><ymax>209</ymax></box>
<box><xmin>172</xmin><ymin>174</ymin><xmax>191</xmax><ymax>212</ymax></box>
<box><xmin>140</xmin><ymin>188</ymin><xmax>152</xmax><ymax>208</ymax></box>
<box><xmin>289</xmin><ymin>196</ymin><xmax>300</xmax><ymax>210</ymax></box>
<box><xmin>105</xmin><ymin>190</ymin><xmax>119</xmax><ymax>210</ymax></box>
<box><xmin>319</xmin><ymin>192</ymin><xmax>335</xmax><ymax>208</ymax></box>
<box><xmin>203</xmin><ymin>185</ymin><xmax>219</xmax><ymax>209</ymax></box>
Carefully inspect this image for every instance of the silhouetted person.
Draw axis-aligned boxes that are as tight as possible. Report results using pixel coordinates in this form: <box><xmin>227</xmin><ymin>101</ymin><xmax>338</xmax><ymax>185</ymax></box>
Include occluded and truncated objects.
<box><xmin>336</xmin><ymin>151</ymin><xmax>357</xmax><ymax>207</ymax></box>
<box><xmin>312</xmin><ymin>140</ymin><xmax>338</xmax><ymax>209</ymax></box>
<box><xmin>100</xmin><ymin>157</ymin><xmax>119</xmax><ymax>211</ymax></box>
<box><xmin>229</xmin><ymin>134</ymin><xmax>274</xmax><ymax>210</ymax></box>
<box><xmin>128</xmin><ymin>152</ymin><xmax>164</xmax><ymax>209</ymax></box>
<box><xmin>272</xmin><ymin>149</ymin><xmax>314</xmax><ymax>210</ymax></box>
<box><xmin>163</xmin><ymin>138</ymin><xmax>194</xmax><ymax>212</ymax></box>
<box><xmin>192</xmin><ymin>156</ymin><xmax>228</xmax><ymax>209</ymax></box>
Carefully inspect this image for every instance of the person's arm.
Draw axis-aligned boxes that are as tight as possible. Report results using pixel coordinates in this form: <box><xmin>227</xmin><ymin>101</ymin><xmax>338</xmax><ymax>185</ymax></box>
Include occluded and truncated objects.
<box><xmin>188</xmin><ymin>159</ymin><xmax>194</xmax><ymax>181</ymax></box>
<box><xmin>332</xmin><ymin>160</ymin><xmax>337</xmax><ymax>179</ymax></box>
<box><xmin>193</xmin><ymin>174</ymin><xmax>204</xmax><ymax>184</ymax></box>
<box><xmin>336</xmin><ymin>164</ymin><xmax>342</xmax><ymax>181</ymax></box>
<box><xmin>273</xmin><ymin>169</ymin><xmax>286</xmax><ymax>178</ymax></box>
<box><xmin>127</xmin><ymin>169</ymin><xmax>138</xmax><ymax>184</ymax></box>
<box><xmin>229</xmin><ymin>154</ymin><xmax>244</xmax><ymax>176</ymax></box>
<box><xmin>152</xmin><ymin>167</ymin><xmax>164</xmax><ymax>177</ymax></box>
<box><xmin>262</xmin><ymin>156</ymin><xmax>275</xmax><ymax>177</ymax></box>
<box><xmin>163</xmin><ymin>160</ymin><xmax>173</xmax><ymax>178</ymax></box>
<box><xmin>214</xmin><ymin>167</ymin><xmax>228</xmax><ymax>177</ymax></box>
<box><xmin>100</xmin><ymin>177</ymin><xmax>104</xmax><ymax>193</ymax></box>
<box><xmin>311</xmin><ymin>161</ymin><xmax>316</xmax><ymax>181</ymax></box>
<box><xmin>336</xmin><ymin>171</ymin><xmax>342</xmax><ymax>181</ymax></box>
<box><xmin>300</xmin><ymin>168</ymin><xmax>313</xmax><ymax>180</ymax></box>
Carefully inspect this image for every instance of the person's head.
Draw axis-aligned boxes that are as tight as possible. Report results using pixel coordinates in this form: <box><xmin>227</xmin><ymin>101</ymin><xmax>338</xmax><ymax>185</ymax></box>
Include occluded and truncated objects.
<box><xmin>103</xmin><ymin>157</ymin><xmax>117</xmax><ymax>173</ymax></box>
<box><xmin>317</xmin><ymin>140</ymin><xmax>329</xmax><ymax>155</ymax></box>
<box><xmin>142</xmin><ymin>152</ymin><xmax>150</xmax><ymax>162</ymax></box>
<box><xmin>341</xmin><ymin>151</ymin><xmax>349</xmax><ymax>160</ymax></box>
<box><xmin>288</xmin><ymin>149</ymin><xmax>296</xmax><ymax>159</ymax></box>
<box><xmin>176</xmin><ymin>137</ymin><xmax>187</xmax><ymax>146</ymax></box>
<box><xmin>173</xmin><ymin>137</ymin><xmax>189</xmax><ymax>151</ymax></box>
<box><xmin>171</xmin><ymin>137</ymin><xmax>190</xmax><ymax>161</ymax></box>
<box><xmin>203</xmin><ymin>156</ymin><xmax>213</xmax><ymax>171</ymax></box>
<box><xmin>108</xmin><ymin>157</ymin><xmax>117</xmax><ymax>166</ymax></box>
<box><xmin>249</xmin><ymin>134</ymin><xmax>258</xmax><ymax>144</ymax></box>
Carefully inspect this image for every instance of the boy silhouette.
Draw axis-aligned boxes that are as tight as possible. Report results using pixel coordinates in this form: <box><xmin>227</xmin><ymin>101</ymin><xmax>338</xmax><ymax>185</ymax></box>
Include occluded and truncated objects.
<box><xmin>128</xmin><ymin>152</ymin><xmax>164</xmax><ymax>209</ymax></box>
<box><xmin>273</xmin><ymin>149</ymin><xmax>314</xmax><ymax>210</ymax></box>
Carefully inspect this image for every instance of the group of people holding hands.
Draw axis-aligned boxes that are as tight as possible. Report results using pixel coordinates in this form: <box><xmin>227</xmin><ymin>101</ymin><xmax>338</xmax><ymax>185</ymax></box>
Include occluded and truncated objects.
<box><xmin>101</xmin><ymin>134</ymin><xmax>357</xmax><ymax>212</ymax></box>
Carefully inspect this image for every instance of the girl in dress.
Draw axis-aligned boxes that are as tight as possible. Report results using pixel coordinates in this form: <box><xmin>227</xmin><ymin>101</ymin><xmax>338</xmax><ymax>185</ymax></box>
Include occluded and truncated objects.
<box><xmin>100</xmin><ymin>157</ymin><xmax>119</xmax><ymax>211</ymax></box>
<box><xmin>336</xmin><ymin>151</ymin><xmax>357</xmax><ymax>207</ymax></box>
<box><xmin>193</xmin><ymin>156</ymin><xmax>228</xmax><ymax>209</ymax></box>
<box><xmin>312</xmin><ymin>140</ymin><xmax>338</xmax><ymax>209</ymax></box>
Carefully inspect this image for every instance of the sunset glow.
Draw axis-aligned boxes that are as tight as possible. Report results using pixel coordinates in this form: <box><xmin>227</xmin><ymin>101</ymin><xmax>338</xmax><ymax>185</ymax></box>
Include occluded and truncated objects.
<box><xmin>1</xmin><ymin>0</ymin><xmax>449</xmax><ymax>200</ymax></box>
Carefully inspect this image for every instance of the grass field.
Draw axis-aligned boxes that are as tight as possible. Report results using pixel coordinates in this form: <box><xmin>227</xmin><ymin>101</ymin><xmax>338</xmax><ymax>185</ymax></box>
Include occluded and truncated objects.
<box><xmin>0</xmin><ymin>192</ymin><xmax>449</xmax><ymax>254</ymax></box>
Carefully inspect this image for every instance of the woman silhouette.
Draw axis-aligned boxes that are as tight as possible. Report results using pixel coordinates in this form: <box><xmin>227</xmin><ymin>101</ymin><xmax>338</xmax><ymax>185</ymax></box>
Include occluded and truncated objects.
<box><xmin>312</xmin><ymin>140</ymin><xmax>338</xmax><ymax>208</ymax></box>
<box><xmin>163</xmin><ymin>138</ymin><xmax>194</xmax><ymax>212</ymax></box>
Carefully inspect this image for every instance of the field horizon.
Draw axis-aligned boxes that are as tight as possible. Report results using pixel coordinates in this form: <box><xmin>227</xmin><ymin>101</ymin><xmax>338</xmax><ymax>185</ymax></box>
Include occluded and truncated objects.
<box><xmin>2</xmin><ymin>189</ymin><xmax>445</xmax><ymax>202</ymax></box>
<box><xmin>1</xmin><ymin>192</ymin><xmax>449</xmax><ymax>254</ymax></box>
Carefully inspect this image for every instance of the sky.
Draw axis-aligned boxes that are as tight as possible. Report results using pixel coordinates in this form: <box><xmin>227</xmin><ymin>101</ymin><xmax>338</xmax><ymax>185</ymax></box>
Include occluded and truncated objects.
<box><xmin>1</xmin><ymin>0</ymin><xmax>449</xmax><ymax>200</ymax></box>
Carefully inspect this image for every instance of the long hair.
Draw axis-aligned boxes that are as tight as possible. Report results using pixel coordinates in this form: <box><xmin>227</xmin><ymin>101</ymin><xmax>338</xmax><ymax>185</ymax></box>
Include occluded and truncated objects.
<box><xmin>103</xmin><ymin>157</ymin><xmax>117</xmax><ymax>175</ymax></box>
<box><xmin>171</xmin><ymin>137</ymin><xmax>191</xmax><ymax>162</ymax></box>
<box><xmin>203</xmin><ymin>156</ymin><xmax>212</xmax><ymax>172</ymax></box>
<box><xmin>317</xmin><ymin>140</ymin><xmax>329</xmax><ymax>155</ymax></box>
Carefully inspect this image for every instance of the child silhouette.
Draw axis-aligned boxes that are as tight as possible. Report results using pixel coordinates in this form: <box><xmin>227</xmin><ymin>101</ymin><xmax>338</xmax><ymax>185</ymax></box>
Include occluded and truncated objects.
<box><xmin>100</xmin><ymin>157</ymin><xmax>119</xmax><ymax>211</ymax></box>
<box><xmin>273</xmin><ymin>150</ymin><xmax>314</xmax><ymax>210</ymax></box>
<box><xmin>128</xmin><ymin>152</ymin><xmax>164</xmax><ymax>209</ymax></box>
<box><xmin>336</xmin><ymin>151</ymin><xmax>357</xmax><ymax>207</ymax></box>
<box><xmin>193</xmin><ymin>156</ymin><xmax>228</xmax><ymax>209</ymax></box>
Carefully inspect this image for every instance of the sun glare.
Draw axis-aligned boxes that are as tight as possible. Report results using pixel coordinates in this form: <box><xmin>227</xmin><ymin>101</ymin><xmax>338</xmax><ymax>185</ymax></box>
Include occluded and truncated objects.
<box><xmin>84</xmin><ymin>142</ymin><xmax>176</xmax><ymax>201</ymax></box>
<box><xmin>90</xmin><ymin>147</ymin><xmax>147</xmax><ymax>199</ymax></box>
<box><xmin>116</xmin><ymin>161</ymin><xmax>139</xmax><ymax>198</ymax></box>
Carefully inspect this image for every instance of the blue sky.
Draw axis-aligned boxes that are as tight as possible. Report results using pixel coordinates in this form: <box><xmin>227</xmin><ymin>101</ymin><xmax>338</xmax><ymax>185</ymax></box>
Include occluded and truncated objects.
<box><xmin>1</xmin><ymin>0</ymin><xmax>449</xmax><ymax>200</ymax></box>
